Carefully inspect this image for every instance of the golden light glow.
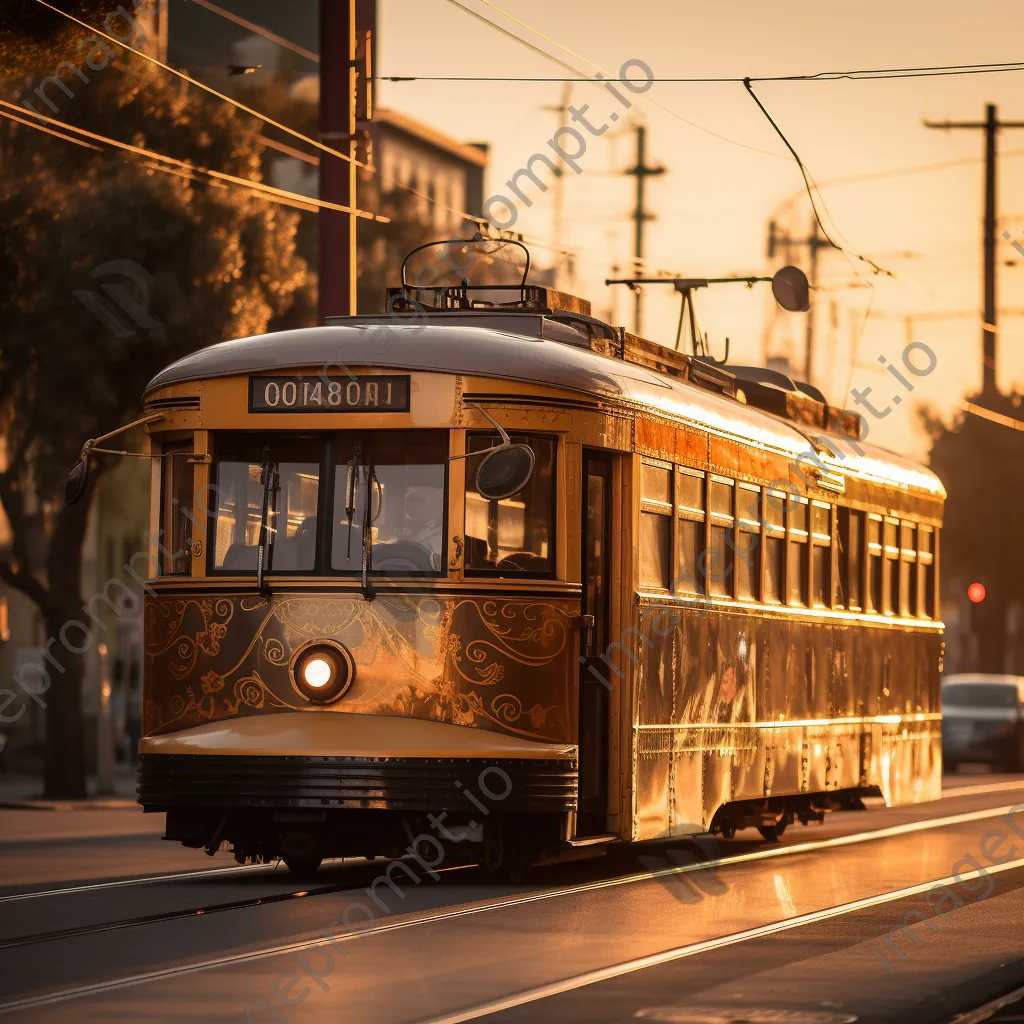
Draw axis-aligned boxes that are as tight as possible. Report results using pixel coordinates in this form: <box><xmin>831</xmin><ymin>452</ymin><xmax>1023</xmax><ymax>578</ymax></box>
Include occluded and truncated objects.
<box><xmin>302</xmin><ymin>657</ymin><xmax>333</xmax><ymax>689</ymax></box>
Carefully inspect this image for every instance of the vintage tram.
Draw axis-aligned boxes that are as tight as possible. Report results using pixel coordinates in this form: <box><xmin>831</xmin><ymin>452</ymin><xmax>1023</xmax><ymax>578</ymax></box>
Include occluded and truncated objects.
<box><xmin>75</xmin><ymin>241</ymin><xmax>944</xmax><ymax>876</ymax></box>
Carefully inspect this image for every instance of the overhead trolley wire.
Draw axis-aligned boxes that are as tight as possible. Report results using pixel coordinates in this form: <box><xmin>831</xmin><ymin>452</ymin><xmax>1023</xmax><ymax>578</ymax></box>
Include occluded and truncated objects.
<box><xmin>32</xmin><ymin>0</ymin><xmax>368</xmax><ymax>169</ymax></box>
<box><xmin>187</xmin><ymin>0</ymin><xmax>320</xmax><ymax>64</ymax></box>
<box><xmin>0</xmin><ymin>99</ymin><xmax>385</xmax><ymax>220</ymax></box>
<box><xmin>443</xmin><ymin>0</ymin><xmax>788</xmax><ymax>160</ymax></box>
<box><xmin>383</xmin><ymin>59</ymin><xmax>1024</xmax><ymax>83</ymax></box>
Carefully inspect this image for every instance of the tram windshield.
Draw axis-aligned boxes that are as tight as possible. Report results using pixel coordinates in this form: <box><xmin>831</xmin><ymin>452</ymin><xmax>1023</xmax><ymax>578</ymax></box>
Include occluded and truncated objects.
<box><xmin>209</xmin><ymin>430</ymin><xmax>448</xmax><ymax>576</ymax></box>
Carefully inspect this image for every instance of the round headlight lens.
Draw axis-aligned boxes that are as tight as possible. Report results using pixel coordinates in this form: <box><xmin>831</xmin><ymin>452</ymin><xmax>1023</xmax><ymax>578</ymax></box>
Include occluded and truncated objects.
<box><xmin>303</xmin><ymin>657</ymin><xmax>333</xmax><ymax>689</ymax></box>
<box><xmin>290</xmin><ymin>641</ymin><xmax>355</xmax><ymax>704</ymax></box>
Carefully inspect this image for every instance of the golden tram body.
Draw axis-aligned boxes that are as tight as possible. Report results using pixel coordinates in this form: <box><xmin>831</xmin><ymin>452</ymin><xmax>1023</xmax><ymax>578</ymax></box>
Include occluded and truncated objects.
<box><xmin>132</xmin><ymin>267</ymin><xmax>945</xmax><ymax>876</ymax></box>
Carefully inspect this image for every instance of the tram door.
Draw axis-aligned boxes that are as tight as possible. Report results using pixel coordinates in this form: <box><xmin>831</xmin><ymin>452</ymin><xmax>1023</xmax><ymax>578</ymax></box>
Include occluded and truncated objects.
<box><xmin>578</xmin><ymin>450</ymin><xmax>612</xmax><ymax>835</ymax></box>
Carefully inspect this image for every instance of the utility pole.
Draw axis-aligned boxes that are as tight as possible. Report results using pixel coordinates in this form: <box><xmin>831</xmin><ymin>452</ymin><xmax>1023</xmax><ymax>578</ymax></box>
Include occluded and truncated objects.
<box><xmin>319</xmin><ymin>0</ymin><xmax>360</xmax><ymax>321</ymax></box>
<box><xmin>624</xmin><ymin>124</ymin><xmax>665</xmax><ymax>336</ymax></box>
<box><xmin>925</xmin><ymin>105</ymin><xmax>1024</xmax><ymax>398</ymax></box>
<box><xmin>543</xmin><ymin>83</ymin><xmax>573</xmax><ymax>290</ymax></box>
<box><xmin>767</xmin><ymin>217</ymin><xmax>830</xmax><ymax>382</ymax></box>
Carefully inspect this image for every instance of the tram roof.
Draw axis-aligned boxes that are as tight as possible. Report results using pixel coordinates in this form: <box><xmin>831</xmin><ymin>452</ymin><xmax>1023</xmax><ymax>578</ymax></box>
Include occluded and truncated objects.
<box><xmin>145</xmin><ymin>318</ymin><xmax>944</xmax><ymax>497</ymax></box>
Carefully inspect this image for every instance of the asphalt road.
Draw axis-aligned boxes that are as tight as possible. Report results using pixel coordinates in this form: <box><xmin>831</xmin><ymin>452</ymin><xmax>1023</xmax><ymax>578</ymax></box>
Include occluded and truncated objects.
<box><xmin>0</xmin><ymin>773</ymin><xmax>1022</xmax><ymax>1024</ymax></box>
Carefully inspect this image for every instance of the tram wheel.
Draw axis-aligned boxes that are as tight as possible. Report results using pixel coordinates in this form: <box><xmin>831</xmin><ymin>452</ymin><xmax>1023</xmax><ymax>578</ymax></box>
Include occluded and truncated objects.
<box><xmin>757</xmin><ymin>822</ymin><xmax>786</xmax><ymax>843</ymax></box>
<box><xmin>283</xmin><ymin>854</ymin><xmax>323</xmax><ymax>879</ymax></box>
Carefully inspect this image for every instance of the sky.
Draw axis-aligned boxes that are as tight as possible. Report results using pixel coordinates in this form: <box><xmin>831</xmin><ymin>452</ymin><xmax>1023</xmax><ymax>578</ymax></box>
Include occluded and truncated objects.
<box><xmin>375</xmin><ymin>0</ymin><xmax>1024</xmax><ymax>459</ymax></box>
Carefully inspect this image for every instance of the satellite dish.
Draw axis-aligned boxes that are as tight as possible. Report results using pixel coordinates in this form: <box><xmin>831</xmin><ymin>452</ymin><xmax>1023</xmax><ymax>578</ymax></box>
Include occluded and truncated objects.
<box><xmin>475</xmin><ymin>444</ymin><xmax>535</xmax><ymax>501</ymax></box>
<box><xmin>771</xmin><ymin>265</ymin><xmax>810</xmax><ymax>312</ymax></box>
<box><xmin>65</xmin><ymin>453</ymin><xmax>90</xmax><ymax>506</ymax></box>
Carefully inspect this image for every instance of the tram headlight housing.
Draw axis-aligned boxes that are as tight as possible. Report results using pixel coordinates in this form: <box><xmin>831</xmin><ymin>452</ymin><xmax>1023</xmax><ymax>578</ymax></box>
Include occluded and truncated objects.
<box><xmin>290</xmin><ymin>640</ymin><xmax>355</xmax><ymax>704</ymax></box>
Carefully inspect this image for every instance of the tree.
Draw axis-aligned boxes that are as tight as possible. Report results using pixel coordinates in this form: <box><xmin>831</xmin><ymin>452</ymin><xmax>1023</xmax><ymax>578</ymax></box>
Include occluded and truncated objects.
<box><xmin>922</xmin><ymin>391</ymin><xmax>1024</xmax><ymax>673</ymax></box>
<box><xmin>0</xmin><ymin>15</ymin><xmax>312</xmax><ymax>796</ymax></box>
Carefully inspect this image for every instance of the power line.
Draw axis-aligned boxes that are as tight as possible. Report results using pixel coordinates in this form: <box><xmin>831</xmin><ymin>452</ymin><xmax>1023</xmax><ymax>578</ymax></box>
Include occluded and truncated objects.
<box><xmin>383</xmin><ymin>60</ymin><xmax>1024</xmax><ymax>83</ymax></box>
<box><xmin>442</xmin><ymin>0</ymin><xmax>787</xmax><ymax>160</ymax></box>
<box><xmin>743</xmin><ymin>78</ymin><xmax>893</xmax><ymax>279</ymax></box>
<box><xmin>32</xmin><ymin>0</ymin><xmax>368</xmax><ymax>169</ymax></box>
<box><xmin>0</xmin><ymin>100</ymin><xmax>386</xmax><ymax>221</ymax></box>
<box><xmin>188</xmin><ymin>0</ymin><xmax>319</xmax><ymax>64</ymax></box>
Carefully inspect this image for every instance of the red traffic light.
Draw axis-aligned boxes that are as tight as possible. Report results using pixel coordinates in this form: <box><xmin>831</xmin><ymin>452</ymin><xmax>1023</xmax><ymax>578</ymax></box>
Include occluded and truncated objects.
<box><xmin>967</xmin><ymin>582</ymin><xmax>986</xmax><ymax>604</ymax></box>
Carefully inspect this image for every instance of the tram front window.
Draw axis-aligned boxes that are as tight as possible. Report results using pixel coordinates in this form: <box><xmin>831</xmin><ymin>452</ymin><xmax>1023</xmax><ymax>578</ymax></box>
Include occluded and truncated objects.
<box><xmin>465</xmin><ymin>434</ymin><xmax>554</xmax><ymax>575</ymax></box>
<box><xmin>331</xmin><ymin>432</ymin><xmax>447</xmax><ymax>575</ymax></box>
<box><xmin>211</xmin><ymin>436</ymin><xmax>321</xmax><ymax>572</ymax></box>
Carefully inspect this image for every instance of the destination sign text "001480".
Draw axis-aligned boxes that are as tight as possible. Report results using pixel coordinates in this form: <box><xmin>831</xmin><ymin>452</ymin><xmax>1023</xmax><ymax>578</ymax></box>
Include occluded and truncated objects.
<box><xmin>249</xmin><ymin>375</ymin><xmax>411</xmax><ymax>413</ymax></box>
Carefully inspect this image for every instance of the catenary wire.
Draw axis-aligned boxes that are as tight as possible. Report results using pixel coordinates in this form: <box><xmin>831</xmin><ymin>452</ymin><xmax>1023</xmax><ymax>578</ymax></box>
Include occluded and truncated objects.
<box><xmin>0</xmin><ymin>101</ymin><xmax>385</xmax><ymax>220</ymax></box>
<box><xmin>443</xmin><ymin>0</ymin><xmax>788</xmax><ymax>160</ymax></box>
<box><xmin>32</xmin><ymin>0</ymin><xmax>368</xmax><ymax>169</ymax></box>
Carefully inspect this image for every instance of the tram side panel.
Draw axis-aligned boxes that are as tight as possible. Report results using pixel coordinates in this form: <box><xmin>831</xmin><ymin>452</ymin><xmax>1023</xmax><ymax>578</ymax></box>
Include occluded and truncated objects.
<box><xmin>631</xmin><ymin>602</ymin><xmax>942</xmax><ymax>842</ymax></box>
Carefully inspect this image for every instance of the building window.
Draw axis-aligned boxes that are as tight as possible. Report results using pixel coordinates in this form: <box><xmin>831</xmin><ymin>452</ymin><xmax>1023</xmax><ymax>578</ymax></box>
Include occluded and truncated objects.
<box><xmin>640</xmin><ymin>460</ymin><xmax>672</xmax><ymax>590</ymax></box>
<box><xmin>677</xmin><ymin>468</ymin><xmax>705</xmax><ymax>595</ymax></box>
<box><xmin>866</xmin><ymin>514</ymin><xmax>883</xmax><ymax>613</ymax></box>
<box><xmin>787</xmin><ymin>495</ymin><xmax>809</xmax><ymax>606</ymax></box>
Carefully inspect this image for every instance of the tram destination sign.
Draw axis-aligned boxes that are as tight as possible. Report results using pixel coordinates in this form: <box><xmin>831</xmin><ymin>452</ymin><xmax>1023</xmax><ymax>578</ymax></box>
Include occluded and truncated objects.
<box><xmin>249</xmin><ymin>374</ymin><xmax>411</xmax><ymax>413</ymax></box>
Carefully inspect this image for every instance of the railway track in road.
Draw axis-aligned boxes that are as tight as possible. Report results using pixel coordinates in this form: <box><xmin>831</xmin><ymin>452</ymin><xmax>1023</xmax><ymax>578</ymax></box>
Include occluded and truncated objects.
<box><xmin>2</xmin><ymin>775</ymin><xmax>1020</xmax><ymax>907</ymax></box>
<box><xmin>2</xmin><ymin>796</ymin><xmax>1022</xmax><ymax>1017</ymax></box>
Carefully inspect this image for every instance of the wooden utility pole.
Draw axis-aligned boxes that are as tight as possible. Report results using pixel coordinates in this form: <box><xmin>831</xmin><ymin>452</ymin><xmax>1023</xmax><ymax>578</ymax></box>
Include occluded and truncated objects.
<box><xmin>624</xmin><ymin>124</ymin><xmax>664</xmax><ymax>336</ymax></box>
<box><xmin>318</xmin><ymin>0</ymin><xmax>359</xmax><ymax>320</ymax></box>
<box><xmin>767</xmin><ymin>217</ymin><xmax>829</xmax><ymax>383</ymax></box>
<box><xmin>925</xmin><ymin>105</ymin><xmax>1024</xmax><ymax>398</ymax></box>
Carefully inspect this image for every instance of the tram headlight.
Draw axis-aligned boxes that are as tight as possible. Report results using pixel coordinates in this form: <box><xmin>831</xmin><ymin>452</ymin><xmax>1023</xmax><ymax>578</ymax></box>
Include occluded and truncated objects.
<box><xmin>290</xmin><ymin>641</ymin><xmax>355</xmax><ymax>704</ymax></box>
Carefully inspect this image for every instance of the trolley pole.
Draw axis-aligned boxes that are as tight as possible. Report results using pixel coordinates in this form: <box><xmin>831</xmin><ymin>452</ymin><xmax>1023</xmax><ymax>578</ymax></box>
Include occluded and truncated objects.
<box><xmin>624</xmin><ymin>124</ymin><xmax>665</xmax><ymax>336</ymax></box>
<box><xmin>925</xmin><ymin>104</ymin><xmax>1024</xmax><ymax>398</ymax></box>
<box><xmin>319</xmin><ymin>0</ymin><xmax>359</xmax><ymax>320</ymax></box>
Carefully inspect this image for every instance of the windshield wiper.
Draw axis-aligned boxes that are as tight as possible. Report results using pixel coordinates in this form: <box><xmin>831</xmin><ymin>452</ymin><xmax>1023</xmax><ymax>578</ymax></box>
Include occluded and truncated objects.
<box><xmin>256</xmin><ymin>445</ymin><xmax>279</xmax><ymax>598</ymax></box>
<box><xmin>343</xmin><ymin>441</ymin><xmax>362</xmax><ymax>561</ymax></box>
<box><xmin>361</xmin><ymin>463</ymin><xmax>380</xmax><ymax>601</ymax></box>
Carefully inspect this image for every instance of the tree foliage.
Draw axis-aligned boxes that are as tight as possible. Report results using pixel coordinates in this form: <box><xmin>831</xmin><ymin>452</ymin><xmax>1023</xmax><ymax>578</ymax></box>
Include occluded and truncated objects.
<box><xmin>922</xmin><ymin>391</ymin><xmax>1024</xmax><ymax>672</ymax></box>
<box><xmin>0</xmin><ymin>20</ymin><xmax>312</xmax><ymax>794</ymax></box>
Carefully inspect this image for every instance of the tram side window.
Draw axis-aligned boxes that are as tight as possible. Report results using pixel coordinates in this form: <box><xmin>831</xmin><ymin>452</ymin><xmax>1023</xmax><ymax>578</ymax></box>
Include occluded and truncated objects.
<box><xmin>787</xmin><ymin>496</ymin><xmax>809</xmax><ymax>606</ymax></box>
<box><xmin>836</xmin><ymin>507</ymin><xmax>862</xmax><ymax>610</ymax></box>
<box><xmin>161</xmin><ymin>445</ymin><xmax>194</xmax><ymax>575</ymax></box>
<box><xmin>764</xmin><ymin>488</ymin><xmax>786</xmax><ymax>604</ymax></box>
<box><xmin>883</xmin><ymin>517</ymin><xmax>900</xmax><ymax>614</ymax></box>
<box><xmin>866</xmin><ymin>514</ymin><xmax>883</xmax><ymax>612</ymax></box>
<box><xmin>811</xmin><ymin>501</ymin><xmax>831</xmax><ymax>607</ymax></box>
<box><xmin>211</xmin><ymin>436</ymin><xmax>321</xmax><ymax>573</ymax></box>
<box><xmin>677</xmin><ymin>467</ymin><xmax>705</xmax><ymax>595</ymax></box>
<box><xmin>919</xmin><ymin>526</ymin><xmax>936</xmax><ymax>618</ymax></box>
<box><xmin>900</xmin><ymin>522</ymin><xmax>917</xmax><ymax>617</ymax></box>
<box><xmin>736</xmin><ymin>485</ymin><xmax>760</xmax><ymax>600</ymax></box>
<box><xmin>639</xmin><ymin>461</ymin><xmax>672</xmax><ymax>590</ymax></box>
<box><xmin>465</xmin><ymin>434</ymin><xmax>554</xmax><ymax>575</ymax></box>
<box><xmin>707</xmin><ymin>476</ymin><xmax>735</xmax><ymax>598</ymax></box>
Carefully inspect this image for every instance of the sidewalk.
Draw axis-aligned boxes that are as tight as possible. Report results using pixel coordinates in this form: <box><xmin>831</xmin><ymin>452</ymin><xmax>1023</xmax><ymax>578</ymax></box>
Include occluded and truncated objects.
<box><xmin>0</xmin><ymin>764</ymin><xmax>137</xmax><ymax>808</ymax></box>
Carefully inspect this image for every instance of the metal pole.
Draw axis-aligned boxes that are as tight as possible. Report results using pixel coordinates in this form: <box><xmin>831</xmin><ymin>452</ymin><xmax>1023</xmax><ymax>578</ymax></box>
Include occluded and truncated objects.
<box><xmin>318</xmin><ymin>0</ymin><xmax>358</xmax><ymax>320</ymax></box>
<box><xmin>804</xmin><ymin>217</ymin><xmax>820</xmax><ymax>383</ymax></box>
<box><xmin>983</xmin><ymin>103</ymin><xmax>997</xmax><ymax>397</ymax></box>
<box><xmin>633</xmin><ymin>125</ymin><xmax>645</xmax><ymax>335</ymax></box>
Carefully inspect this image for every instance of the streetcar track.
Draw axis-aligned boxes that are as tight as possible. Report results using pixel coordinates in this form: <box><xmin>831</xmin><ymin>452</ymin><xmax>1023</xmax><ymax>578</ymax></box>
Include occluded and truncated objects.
<box><xmin>2</xmin><ymin>777</ymin><xmax>1019</xmax><ymax>906</ymax></box>
<box><xmin>0</xmin><ymin>801</ymin><xmax>1019</xmax><ymax>1015</ymax></box>
<box><xmin>417</xmin><ymin>856</ymin><xmax>1024</xmax><ymax>1024</ymax></box>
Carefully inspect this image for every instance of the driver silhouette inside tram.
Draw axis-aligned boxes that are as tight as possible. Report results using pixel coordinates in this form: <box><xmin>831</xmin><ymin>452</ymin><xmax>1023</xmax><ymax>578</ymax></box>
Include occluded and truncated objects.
<box><xmin>398</xmin><ymin>484</ymin><xmax>444</xmax><ymax>570</ymax></box>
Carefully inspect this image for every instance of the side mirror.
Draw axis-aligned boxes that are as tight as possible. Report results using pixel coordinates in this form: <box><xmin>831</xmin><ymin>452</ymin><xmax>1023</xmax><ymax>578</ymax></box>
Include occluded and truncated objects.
<box><xmin>65</xmin><ymin>453</ymin><xmax>90</xmax><ymax>506</ymax></box>
<box><xmin>771</xmin><ymin>265</ymin><xmax>810</xmax><ymax>312</ymax></box>
<box><xmin>475</xmin><ymin>444</ymin><xmax>536</xmax><ymax>501</ymax></box>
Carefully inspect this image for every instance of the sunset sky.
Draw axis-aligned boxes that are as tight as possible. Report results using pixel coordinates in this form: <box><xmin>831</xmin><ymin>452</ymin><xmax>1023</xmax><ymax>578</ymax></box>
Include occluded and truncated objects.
<box><xmin>376</xmin><ymin>0</ymin><xmax>1024</xmax><ymax>458</ymax></box>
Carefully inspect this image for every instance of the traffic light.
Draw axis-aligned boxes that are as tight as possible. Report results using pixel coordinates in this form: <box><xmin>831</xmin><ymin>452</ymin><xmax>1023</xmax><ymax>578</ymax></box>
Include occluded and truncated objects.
<box><xmin>967</xmin><ymin>582</ymin><xmax>986</xmax><ymax>604</ymax></box>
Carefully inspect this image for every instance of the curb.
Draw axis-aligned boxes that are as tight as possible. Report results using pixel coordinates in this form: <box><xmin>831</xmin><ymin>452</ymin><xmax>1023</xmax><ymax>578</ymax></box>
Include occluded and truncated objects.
<box><xmin>0</xmin><ymin>799</ymin><xmax>139</xmax><ymax>811</ymax></box>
